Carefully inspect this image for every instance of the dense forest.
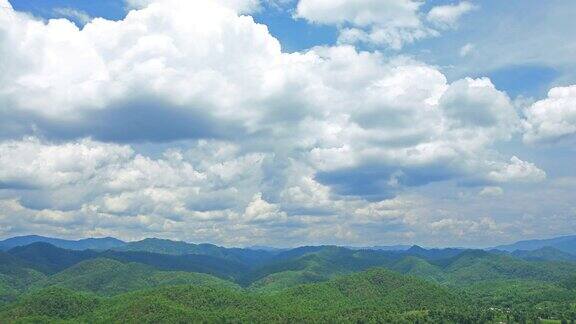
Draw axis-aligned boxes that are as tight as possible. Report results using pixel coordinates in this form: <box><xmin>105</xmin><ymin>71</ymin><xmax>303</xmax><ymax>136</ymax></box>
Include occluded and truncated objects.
<box><xmin>1</xmin><ymin>235</ymin><xmax>576</xmax><ymax>323</ymax></box>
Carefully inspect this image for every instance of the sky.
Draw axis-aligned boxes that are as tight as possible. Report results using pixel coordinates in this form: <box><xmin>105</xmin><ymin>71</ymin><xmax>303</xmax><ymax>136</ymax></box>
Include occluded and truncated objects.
<box><xmin>0</xmin><ymin>0</ymin><xmax>575</xmax><ymax>248</ymax></box>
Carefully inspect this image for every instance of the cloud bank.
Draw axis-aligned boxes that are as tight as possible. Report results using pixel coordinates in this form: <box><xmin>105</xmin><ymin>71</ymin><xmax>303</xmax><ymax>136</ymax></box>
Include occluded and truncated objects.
<box><xmin>0</xmin><ymin>0</ymin><xmax>573</xmax><ymax>246</ymax></box>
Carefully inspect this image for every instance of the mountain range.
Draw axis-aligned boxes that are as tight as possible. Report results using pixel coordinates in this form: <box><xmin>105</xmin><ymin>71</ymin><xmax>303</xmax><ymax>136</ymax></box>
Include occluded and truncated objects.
<box><xmin>493</xmin><ymin>235</ymin><xmax>576</xmax><ymax>255</ymax></box>
<box><xmin>0</xmin><ymin>234</ymin><xmax>575</xmax><ymax>322</ymax></box>
<box><xmin>4</xmin><ymin>234</ymin><xmax>575</xmax><ymax>254</ymax></box>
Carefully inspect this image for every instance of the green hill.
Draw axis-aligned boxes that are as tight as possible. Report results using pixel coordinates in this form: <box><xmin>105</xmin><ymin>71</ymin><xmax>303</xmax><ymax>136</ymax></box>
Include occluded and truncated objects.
<box><xmin>390</xmin><ymin>255</ymin><xmax>446</xmax><ymax>282</ymax></box>
<box><xmin>248</xmin><ymin>270</ymin><xmax>326</xmax><ymax>292</ymax></box>
<box><xmin>0</xmin><ymin>252</ymin><xmax>46</xmax><ymax>306</ymax></box>
<box><xmin>244</xmin><ymin>246</ymin><xmax>396</xmax><ymax>289</ymax></box>
<box><xmin>441</xmin><ymin>250</ymin><xmax>576</xmax><ymax>285</ymax></box>
<box><xmin>32</xmin><ymin>258</ymin><xmax>240</xmax><ymax>296</ymax></box>
<box><xmin>0</xmin><ymin>286</ymin><xmax>101</xmax><ymax>321</ymax></box>
<box><xmin>7</xmin><ymin>243</ymin><xmax>250</xmax><ymax>282</ymax></box>
<box><xmin>111</xmin><ymin>238</ymin><xmax>275</xmax><ymax>266</ymax></box>
<box><xmin>2</xmin><ymin>241</ymin><xmax>576</xmax><ymax>322</ymax></box>
<box><xmin>7</xmin><ymin>243</ymin><xmax>99</xmax><ymax>274</ymax></box>
<box><xmin>0</xmin><ymin>268</ymin><xmax>482</xmax><ymax>323</ymax></box>
<box><xmin>512</xmin><ymin>246</ymin><xmax>576</xmax><ymax>262</ymax></box>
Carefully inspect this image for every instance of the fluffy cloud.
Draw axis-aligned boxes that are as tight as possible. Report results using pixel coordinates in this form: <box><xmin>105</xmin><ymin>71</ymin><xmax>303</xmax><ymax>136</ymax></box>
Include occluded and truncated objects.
<box><xmin>295</xmin><ymin>0</ymin><xmax>421</xmax><ymax>26</ymax></box>
<box><xmin>427</xmin><ymin>1</ymin><xmax>477</xmax><ymax>29</ymax></box>
<box><xmin>487</xmin><ymin>156</ymin><xmax>546</xmax><ymax>183</ymax></box>
<box><xmin>295</xmin><ymin>0</ymin><xmax>475</xmax><ymax>49</ymax></box>
<box><xmin>0</xmin><ymin>138</ymin><xmax>414</xmax><ymax>245</ymax></box>
<box><xmin>243</xmin><ymin>193</ymin><xmax>288</xmax><ymax>223</ymax></box>
<box><xmin>0</xmin><ymin>1</ymin><xmax>537</xmax><ymax>189</ymax></box>
<box><xmin>523</xmin><ymin>85</ymin><xmax>576</xmax><ymax>143</ymax></box>
<box><xmin>296</xmin><ymin>0</ymin><xmax>432</xmax><ymax>49</ymax></box>
<box><xmin>0</xmin><ymin>138</ymin><xmax>132</xmax><ymax>189</ymax></box>
<box><xmin>0</xmin><ymin>137</ymin><xmax>553</xmax><ymax>246</ymax></box>
<box><xmin>53</xmin><ymin>8</ymin><xmax>92</xmax><ymax>25</ymax></box>
<box><xmin>0</xmin><ymin>0</ymin><xmax>281</xmax><ymax>142</ymax></box>
<box><xmin>0</xmin><ymin>0</ymin><xmax>557</xmax><ymax>245</ymax></box>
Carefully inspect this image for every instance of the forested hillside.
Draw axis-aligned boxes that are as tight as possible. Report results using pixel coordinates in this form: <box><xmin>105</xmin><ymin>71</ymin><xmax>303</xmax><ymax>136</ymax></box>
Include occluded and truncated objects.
<box><xmin>0</xmin><ymin>236</ymin><xmax>575</xmax><ymax>322</ymax></box>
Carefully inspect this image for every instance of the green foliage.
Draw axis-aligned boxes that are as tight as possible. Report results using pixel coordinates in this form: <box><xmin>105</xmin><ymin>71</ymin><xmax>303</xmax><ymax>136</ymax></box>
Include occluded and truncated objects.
<box><xmin>0</xmin><ymin>268</ymin><xmax>483</xmax><ymax>323</ymax></box>
<box><xmin>7</xmin><ymin>243</ymin><xmax>98</xmax><ymax>274</ymax></box>
<box><xmin>31</xmin><ymin>258</ymin><xmax>240</xmax><ymax>296</ymax></box>
<box><xmin>242</xmin><ymin>246</ymin><xmax>396</xmax><ymax>287</ymax></box>
<box><xmin>111</xmin><ymin>238</ymin><xmax>275</xmax><ymax>266</ymax></box>
<box><xmin>2</xmin><ymin>242</ymin><xmax>576</xmax><ymax>323</ymax></box>
<box><xmin>462</xmin><ymin>280</ymin><xmax>576</xmax><ymax>322</ymax></box>
<box><xmin>441</xmin><ymin>251</ymin><xmax>576</xmax><ymax>285</ymax></box>
<box><xmin>512</xmin><ymin>247</ymin><xmax>576</xmax><ymax>262</ymax></box>
<box><xmin>0</xmin><ymin>287</ymin><xmax>100</xmax><ymax>321</ymax></box>
<box><xmin>390</xmin><ymin>256</ymin><xmax>446</xmax><ymax>282</ymax></box>
<box><xmin>248</xmin><ymin>270</ymin><xmax>326</xmax><ymax>292</ymax></box>
<box><xmin>0</xmin><ymin>252</ymin><xmax>46</xmax><ymax>306</ymax></box>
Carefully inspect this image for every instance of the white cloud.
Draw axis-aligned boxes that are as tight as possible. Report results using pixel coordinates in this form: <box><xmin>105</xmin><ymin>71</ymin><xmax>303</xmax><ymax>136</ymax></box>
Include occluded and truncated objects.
<box><xmin>459</xmin><ymin>43</ymin><xmax>475</xmax><ymax>57</ymax></box>
<box><xmin>295</xmin><ymin>0</ymin><xmax>477</xmax><ymax>49</ymax></box>
<box><xmin>439</xmin><ymin>78</ymin><xmax>518</xmax><ymax>132</ymax></box>
<box><xmin>295</xmin><ymin>0</ymin><xmax>435</xmax><ymax>49</ymax></box>
<box><xmin>0</xmin><ymin>0</ymin><xmax>560</xmax><ymax>246</ymax></box>
<box><xmin>429</xmin><ymin>217</ymin><xmax>502</xmax><ymax>238</ymax></box>
<box><xmin>427</xmin><ymin>1</ymin><xmax>477</xmax><ymax>29</ymax></box>
<box><xmin>0</xmin><ymin>2</ymin><xmax>534</xmax><ymax>189</ymax></box>
<box><xmin>53</xmin><ymin>8</ymin><xmax>92</xmax><ymax>25</ymax></box>
<box><xmin>243</xmin><ymin>193</ymin><xmax>288</xmax><ymax>223</ymax></box>
<box><xmin>0</xmin><ymin>137</ymin><xmax>132</xmax><ymax>189</ymax></box>
<box><xmin>0</xmin><ymin>137</ymin><xmax>551</xmax><ymax>246</ymax></box>
<box><xmin>488</xmin><ymin>156</ymin><xmax>546</xmax><ymax>183</ymax></box>
<box><xmin>523</xmin><ymin>85</ymin><xmax>576</xmax><ymax>143</ymax></box>
<box><xmin>479</xmin><ymin>186</ymin><xmax>503</xmax><ymax>197</ymax></box>
<box><xmin>295</xmin><ymin>0</ymin><xmax>422</xmax><ymax>27</ymax></box>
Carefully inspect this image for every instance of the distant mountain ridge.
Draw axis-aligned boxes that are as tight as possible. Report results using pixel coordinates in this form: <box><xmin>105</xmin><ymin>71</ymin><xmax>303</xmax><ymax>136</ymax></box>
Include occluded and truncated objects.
<box><xmin>0</xmin><ymin>235</ymin><xmax>125</xmax><ymax>251</ymax></box>
<box><xmin>3</xmin><ymin>233</ymin><xmax>576</xmax><ymax>258</ymax></box>
<box><xmin>493</xmin><ymin>235</ymin><xmax>576</xmax><ymax>255</ymax></box>
<box><xmin>511</xmin><ymin>247</ymin><xmax>576</xmax><ymax>262</ymax></box>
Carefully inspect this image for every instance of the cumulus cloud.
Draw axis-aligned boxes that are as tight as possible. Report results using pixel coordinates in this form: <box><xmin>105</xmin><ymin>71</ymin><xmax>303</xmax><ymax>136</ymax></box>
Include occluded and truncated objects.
<box><xmin>0</xmin><ymin>137</ymin><xmax>132</xmax><ymax>189</ymax></box>
<box><xmin>295</xmin><ymin>0</ymin><xmax>476</xmax><ymax>49</ymax></box>
<box><xmin>243</xmin><ymin>193</ymin><xmax>288</xmax><ymax>223</ymax></box>
<box><xmin>0</xmin><ymin>137</ymin><xmax>418</xmax><ymax>245</ymax></box>
<box><xmin>53</xmin><ymin>8</ymin><xmax>92</xmax><ymax>25</ymax></box>
<box><xmin>295</xmin><ymin>0</ymin><xmax>434</xmax><ymax>49</ymax></box>
<box><xmin>0</xmin><ymin>2</ymin><xmax>534</xmax><ymax>187</ymax></box>
<box><xmin>0</xmin><ymin>0</ymin><xmax>558</xmax><ymax>246</ymax></box>
<box><xmin>523</xmin><ymin>85</ymin><xmax>576</xmax><ymax>143</ymax></box>
<box><xmin>487</xmin><ymin>156</ymin><xmax>546</xmax><ymax>183</ymax></box>
<box><xmin>427</xmin><ymin>1</ymin><xmax>477</xmax><ymax>29</ymax></box>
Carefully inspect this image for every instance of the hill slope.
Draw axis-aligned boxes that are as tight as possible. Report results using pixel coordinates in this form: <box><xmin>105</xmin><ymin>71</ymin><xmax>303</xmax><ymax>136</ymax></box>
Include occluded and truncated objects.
<box><xmin>7</xmin><ymin>243</ymin><xmax>99</xmax><ymax>274</ymax></box>
<box><xmin>112</xmin><ymin>238</ymin><xmax>276</xmax><ymax>267</ymax></box>
<box><xmin>0</xmin><ymin>268</ymin><xmax>478</xmax><ymax>323</ymax></box>
<box><xmin>7</xmin><ymin>242</ymin><xmax>250</xmax><ymax>281</ymax></box>
<box><xmin>245</xmin><ymin>246</ymin><xmax>398</xmax><ymax>290</ymax></box>
<box><xmin>512</xmin><ymin>247</ymin><xmax>576</xmax><ymax>262</ymax></box>
<box><xmin>32</xmin><ymin>258</ymin><xmax>240</xmax><ymax>296</ymax></box>
<box><xmin>0</xmin><ymin>252</ymin><xmax>46</xmax><ymax>305</ymax></box>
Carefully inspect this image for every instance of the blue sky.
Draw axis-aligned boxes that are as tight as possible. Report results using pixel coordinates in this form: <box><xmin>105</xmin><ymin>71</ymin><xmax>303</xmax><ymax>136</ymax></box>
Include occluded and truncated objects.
<box><xmin>0</xmin><ymin>0</ymin><xmax>575</xmax><ymax>247</ymax></box>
